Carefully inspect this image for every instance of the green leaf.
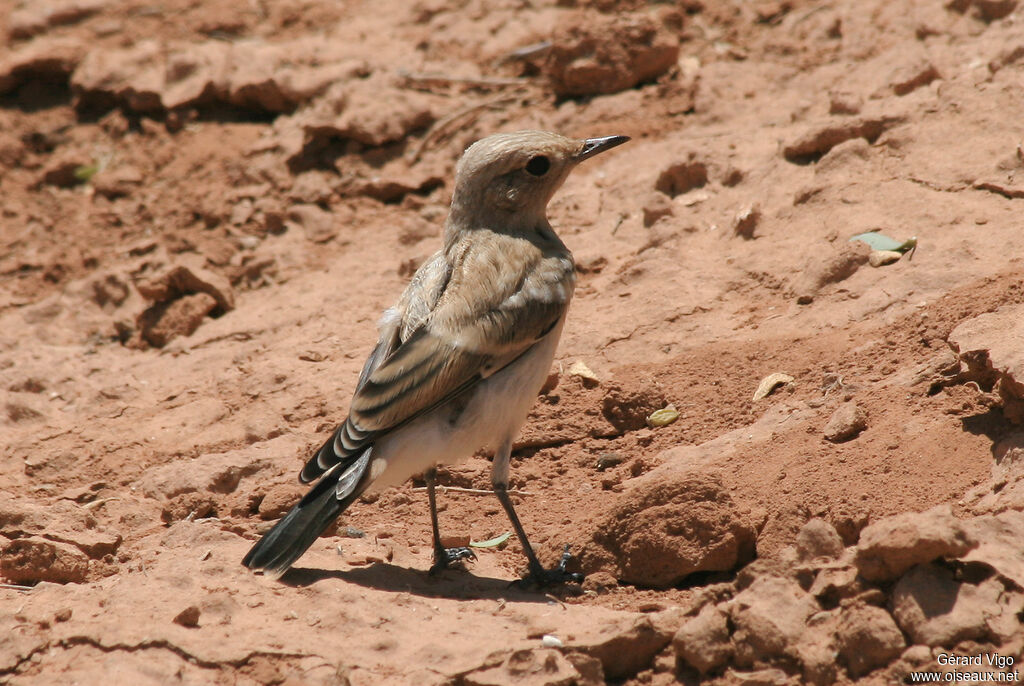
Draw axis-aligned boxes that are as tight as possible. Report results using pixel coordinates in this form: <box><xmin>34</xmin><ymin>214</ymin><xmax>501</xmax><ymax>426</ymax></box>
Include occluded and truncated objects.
<box><xmin>849</xmin><ymin>231</ymin><xmax>917</xmax><ymax>254</ymax></box>
<box><xmin>74</xmin><ymin>164</ymin><xmax>99</xmax><ymax>182</ymax></box>
<box><xmin>470</xmin><ymin>532</ymin><xmax>512</xmax><ymax>549</ymax></box>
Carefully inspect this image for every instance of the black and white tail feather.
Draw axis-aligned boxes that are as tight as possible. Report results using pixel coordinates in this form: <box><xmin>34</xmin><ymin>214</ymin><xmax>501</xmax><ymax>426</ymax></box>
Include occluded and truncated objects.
<box><xmin>240</xmin><ymin>435</ymin><xmax>374</xmax><ymax>579</ymax></box>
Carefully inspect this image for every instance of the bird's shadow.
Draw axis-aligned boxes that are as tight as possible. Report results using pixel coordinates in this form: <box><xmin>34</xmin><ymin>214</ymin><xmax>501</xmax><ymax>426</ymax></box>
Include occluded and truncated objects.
<box><xmin>280</xmin><ymin>562</ymin><xmax>556</xmax><ymax>603</ymax></box>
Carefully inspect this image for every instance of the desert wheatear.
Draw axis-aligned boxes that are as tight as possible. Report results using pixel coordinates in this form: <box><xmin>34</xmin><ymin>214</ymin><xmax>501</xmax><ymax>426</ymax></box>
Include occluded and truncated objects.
<box><xmin>243</xmin><ymin>130</ymin><xmax>629</xmax><ymax>586</ymax></box>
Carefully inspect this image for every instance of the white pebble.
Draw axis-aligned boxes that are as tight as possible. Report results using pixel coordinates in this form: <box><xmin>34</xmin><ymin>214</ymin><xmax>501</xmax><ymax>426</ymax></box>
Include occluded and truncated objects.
<box><xmin>541</xmin><ymin>634</ymin><xmax>563</xmax><ymax>648</ymax></box>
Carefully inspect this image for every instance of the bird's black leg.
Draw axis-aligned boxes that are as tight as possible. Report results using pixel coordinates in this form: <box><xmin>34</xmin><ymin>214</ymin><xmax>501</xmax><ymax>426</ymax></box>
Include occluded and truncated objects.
<box><xmin>425</xmin><ymin>468</ymin><xmax>476</xmax><ymax>574</ymax></box>
<box><xmin>491</xmin><ymin>442</ymin><xmax>583</xmax><ymax>588</ymax></box>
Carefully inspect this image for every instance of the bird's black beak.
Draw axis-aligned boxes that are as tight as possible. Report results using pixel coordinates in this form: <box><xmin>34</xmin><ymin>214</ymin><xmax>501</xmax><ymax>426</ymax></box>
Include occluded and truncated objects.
<box><xmin>576</xmin><ymin>135</ymin><xmax>630</xmax><ymax>161</ymax></box>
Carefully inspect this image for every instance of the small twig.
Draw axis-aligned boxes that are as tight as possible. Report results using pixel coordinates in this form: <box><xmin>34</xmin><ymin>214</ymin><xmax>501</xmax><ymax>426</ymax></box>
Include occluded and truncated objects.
<box><xmin>545</xmin><ymin>593</ymin><xmax>567</xmax><ymax>609</ymax></box>
<box><xmin>81</xmin><ymin>497</ymin><xmax>120</xmax><ymax>510</ymax></box>
<box><xmin>409</xmin><ymin>91</ymin><xmax>527</xmax><ymax>163</ymax></box>
<box><xmin>610</xmin><ymin>213</ymin><xmax>627</xmax><ymax>235</ymax></box>
<box><xmin>1</xmin><ymin>583</ymin><xmax>33</xmax><ymax>592</ymax></box>
<box><xmin>398</xmin><ymin>70</ymin><xmax>532</xmax><ymax>89</ymax></box>
<box><xmin>822</xmin><ymin>376</ymin><xmax>845</xmax><ymax>398</ymax></box>
<box><xmin>412</xmin><ymin>485</ymin><xmax>532</xmax><ymax>497</ymax></box>
<box><xmin>494</xmin><ymin>41</ymin><xmax>552</xmax><ymax>66</ymax></box>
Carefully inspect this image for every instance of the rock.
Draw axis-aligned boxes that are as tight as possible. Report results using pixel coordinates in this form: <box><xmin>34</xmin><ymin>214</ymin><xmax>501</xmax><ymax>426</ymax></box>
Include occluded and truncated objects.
<box><xmin>655</xmin><ymin>156</ymin><xmax>708</xmax><ymax>197</ymax></box>
<box><xmin>462</xmin><ymin>648</ymin><xmax>590</xmax><ymax>686</ymax></box>
<box><xmin>575</xmin><ymin>616</ymin><xmax>671</xmax><ymax>681</ymax></box>
<box><xmin>793</xmin><ymin>627</ymin><xmax>838</xmax><ymax>686</ymax></box>
<box><xmin>642</xmin><ymin>192</ymin><xmax>673</xmax><ymax>227</ymax></box>
<box><xmin>796</xmin><ymin>519</ymin><xmax>844</xmax><ymax>561</ymax></box>
<box><xmin>137</xmin><ymin>441</ymin><xmax>272</xmax><ymax>502</ymax></box>
<box><xmin>807</xmin><ymin>561</ymin><xmax>863</xmax><ymax>604</ymax></box>
<box><xmin>540</xmin><ymin>12</ymin><xmax>679</xmax><ymax>97</ymax></box>
<box><xmin>672</xmin><ymin>604</ymin><xmax>733</xmax><ymax>673</ymax></box>
<box><xmin>160</xmin><ymin>493</ymin><xmax>217</xmax><ymax>524</ymax></box>
<box><xmin>0</xmin><ymin>499</ymin><xmax>90</xmax><ymax>539</ymax></box>
<box><xmin>815</xmin><ymin>137</ymin><xmax>873</xmax><ymax>176</ymax></box>
<box><xmin>173</xmin><ymin>605</ymin><xmax>201</xmax><ymax>628</ymax></box>
<box><xmin>39</xmin><ymin>155</ymin><xmax>92</xmax><ymax>188</ymax></box>
<box><xmin>854</xmin><ymin>505</ymin><xmax>974</xmax><ymax>582</ymax></box>
<box><xmin>735</xmin><ymin>545</ymin><xmax>802</xmax><ymax>589</ymax></box>
<box><xmin>137</xmin><ymin>292</ymin><xmax>218</xmax><ymax>347</ymax></box>
<box><xmin>1</xmin><ymin>537</ymin><xmax>90</xmax><ymax>584</ymax></box>
<box><xmin>733</xmin><ymin>205</ymin><xmax>760</xmax><ymax>239</ymax></box>
<box><xmin>91</xmin><ymin>271</ymin><xmax>133</xmax><ymax>310</ymax></box>
<box><xmin>948</xmin><ymin>304</ymin><xmax>1024</xmax><ymax>423</ymax></box>
<box><xmin>823</xmin><ymin>401</ymin><xmax>867</xmax><ymax>442</ymax></box>
<box><xmin>835</xmin><ymin>605</ymin><xmax>905</xmax><ymax>677</ymax></box>
<box><xmin>869</xmin><ymin>250</ymin><xmax>903</xmax><ymax>267</ymax></box>
<box><xmin>961</xmin><ymin>510</ymin><xmax>1024</xmax><ymax>588</ymax></box>
<box><xmin>578</xmin><ymin>470</ymin><xmax>756</xmax><ymax>588</ymax></box>
<box><xmin>563</xmin><ymin>653</ymin><xmax>604</xmax><ymax>685</ymax></box>
<box><xmin>353</xmin><ymin>168</ymin><xmax>446</xmax><ymax>203</ymax></box>
<box><xmin>91</xmin><ymin>165</ymin><xmax>144</xmax><ymax>199</ymax></box>
<box><xmin>952</xmin><ymin>0</ymin><xmax>1019</xmax><ymax>21</ymax></box>
<box><xmin>828</xmin><ymin>90</ymin><xmax>862</xmax><ymax>115</ymax></box>
<box><xmin>891</xmin><ymin>563</ymin><xmax>998</xmax><ymax>646</ymax></box>
<box><xmin>8</xmin><ymin>0</ymin><xmax>106</xmax><ymax>40</ymax></box>
<box><xmin>783</xmin><ymin>117</ymin><xmax>901</xmax><ymax>163</ymax></box>
<box><xmin>793</xmin><ymin>241</ymin><xmax>871</xmax><ymax>303</ymax></box>
<box><xmin>889</xmin><ymin>59</ymin><xmax>940</xmax><ymax>96</ymax></box>
<box><xmin>44</xmin><ymin>529</ymin><xmax>122</xmax><ymax>559</ymax></box>
<box><xmin>223</xmin><ymin>42</ymin><xmax>362</xmax><ymax>114</ymax></box>
<box><xmin>135</xmin><ymin>257</ymin><xmax>235</xmax><ymax>314</ymax></box>
<box><xmin>0</xmin><ymin>37</ymin><xmax>84</xmax><ymax>95</ymax></box>
<box><xmin>600</xmin><ymin>383</ymin><xmax>666</xmax><ymax>433</ymax></box>
<box><xmin>295</xmin><ymin>75</ymin><xmax>438</xmax><ymax>149</ymax></box>
<box><xmin>729</xmin><ymin>576</ymin><xmax>818</xmax><ymax>663</ymax></box>
<box><xmin>5</xmin><ymin>398</ymin><xmax>46</xmax><ymax>424</ymax></box>
<box><xmin>286</xmin><ymin>204</ymin><xmax>338</xmax><ymax>244</ymax></box>
<box><xmin>71</xmin><ymin>36</ymin><xmax>366</xmax><ymax>114</ymax></box>
<box><xmin>258</xmin><ymin>482</ymin><xmax>305</xmax><ymax>520</ymax></box>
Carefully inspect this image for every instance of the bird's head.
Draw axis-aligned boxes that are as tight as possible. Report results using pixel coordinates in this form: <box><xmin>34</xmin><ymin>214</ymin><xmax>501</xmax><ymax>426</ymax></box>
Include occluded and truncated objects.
<box><xmin>448</xmin><ymin>130</ymin><xmax>629</xmax><ymax>227</ymax></box>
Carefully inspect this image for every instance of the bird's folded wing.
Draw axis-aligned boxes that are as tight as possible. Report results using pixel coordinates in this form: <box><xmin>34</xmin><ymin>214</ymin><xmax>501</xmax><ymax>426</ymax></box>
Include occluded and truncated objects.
<box><xmin>303</xmin><ymin>249</ymin><xmax>569</xmax><ymax>483</ymax></box>
<box><xmin>349</xmin><ymin>279</ymin><xmax>566</xmax><ymax>431</ymax></box>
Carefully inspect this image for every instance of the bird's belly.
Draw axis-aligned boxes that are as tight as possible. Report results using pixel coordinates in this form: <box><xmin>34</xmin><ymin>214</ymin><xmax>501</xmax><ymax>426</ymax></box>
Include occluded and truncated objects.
<box><xmin>366</xmin><ymin>321</ymin><xmax>564</xmax><ymax>490</ymax></box>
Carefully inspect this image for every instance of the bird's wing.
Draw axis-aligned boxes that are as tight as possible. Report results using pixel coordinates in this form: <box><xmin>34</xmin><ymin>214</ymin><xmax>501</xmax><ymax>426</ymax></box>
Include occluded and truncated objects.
<box><xmin>301</xmin><ymin>238</ymin><xmax>571</xmax><ymax>483</ymax></box>
<box><xmin>350</xmin><ymin>238</ymin><xmax>571</xmax><ymax>429</ymax></box>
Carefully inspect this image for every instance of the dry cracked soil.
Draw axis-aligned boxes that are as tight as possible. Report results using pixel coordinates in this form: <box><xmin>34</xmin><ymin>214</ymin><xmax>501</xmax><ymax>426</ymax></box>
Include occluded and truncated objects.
<box><xmin>2</xmin><ymin>0</ymin><xmax>1024</xmax><ymax>684</ymax></box>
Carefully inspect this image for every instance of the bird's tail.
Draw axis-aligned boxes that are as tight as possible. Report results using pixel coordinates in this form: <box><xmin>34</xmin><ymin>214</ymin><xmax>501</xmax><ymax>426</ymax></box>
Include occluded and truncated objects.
<box><xmin>242</xmin><ymin>447</ymin><xmax>374</xmax><ymax>579</ymax></box>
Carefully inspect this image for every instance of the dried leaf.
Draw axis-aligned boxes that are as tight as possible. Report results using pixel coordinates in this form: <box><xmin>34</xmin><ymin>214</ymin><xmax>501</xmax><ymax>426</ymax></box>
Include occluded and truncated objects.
<box><xmin>647</xmin><ymin>404</ymin><xmax>680</xmax><ymax>427</ymax></box>
<box><xmin>567</xmin><ymin>360</ymin><xmax>599</xmax><ymax>383</ymax></box>
<box><xmin>470</xmin><ymin>532</ymin><xmax>512</xmax><ymax>549</ymax></box>
<box><xmin>753</xmin><ymin>372</ymin><xmax>794</xmax><ymax>401</ymax></box>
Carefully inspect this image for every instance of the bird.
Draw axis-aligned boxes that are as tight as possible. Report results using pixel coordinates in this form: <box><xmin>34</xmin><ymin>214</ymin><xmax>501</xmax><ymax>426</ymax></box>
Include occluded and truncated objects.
<box><xmin>242</xmin><ymin>130</ymin><xmax>629</xmax><ymax>586</ymax></box>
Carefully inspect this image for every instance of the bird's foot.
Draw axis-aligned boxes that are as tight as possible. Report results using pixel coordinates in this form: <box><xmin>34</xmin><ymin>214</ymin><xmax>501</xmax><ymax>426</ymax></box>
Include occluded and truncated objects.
<box><xmin>429</xmin><ymin>546</ymin><xmax>477</xmax><ymax>575</ymax></box>
<box><xmin>515</xmin><ymin>545</ymin><xmax>584</xmax><ymax>589</ymax></box>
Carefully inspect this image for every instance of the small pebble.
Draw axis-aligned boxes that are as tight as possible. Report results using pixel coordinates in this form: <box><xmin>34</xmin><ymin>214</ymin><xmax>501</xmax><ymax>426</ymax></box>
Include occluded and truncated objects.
<box><xmin>596</xmin><ymin>452</ymin><xmax>625</xmax><ymax>471</ymax></box>
<box><xmin>541</xmin><ymin>634</ymin><xmax>563</xmax><ymax>648</ymax></box>
<box><xmin>173</xmin><ymin>606</ymin><xmax>201</xmax><ymax>628</ymax></box>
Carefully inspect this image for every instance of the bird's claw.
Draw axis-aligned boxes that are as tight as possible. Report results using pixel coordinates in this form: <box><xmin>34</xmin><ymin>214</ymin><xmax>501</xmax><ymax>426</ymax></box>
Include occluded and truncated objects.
<box><xmin>515</xmin><ymin>545</ymin><xmax>585</xmax><ymax>588</ymax></box>
<box><xmin>429</xmin><ymin>546</ymin><xmax>477</xmax><ymax>575</ymax></box>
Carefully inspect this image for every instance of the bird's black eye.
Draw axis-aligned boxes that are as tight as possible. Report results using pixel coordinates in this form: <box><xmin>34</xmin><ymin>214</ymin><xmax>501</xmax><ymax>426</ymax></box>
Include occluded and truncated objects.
<box><xmin>525</xmin><ymin>155</ymin><xmax>550</xmax><ymax>176</ymax></box>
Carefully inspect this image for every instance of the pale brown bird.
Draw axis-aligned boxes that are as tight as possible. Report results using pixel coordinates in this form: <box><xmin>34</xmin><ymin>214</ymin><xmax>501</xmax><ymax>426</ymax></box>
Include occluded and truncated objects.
<box><xmin>243</xmin><ymin>130</ymin><xmax>629</xmax><ymax>585</ymax></box>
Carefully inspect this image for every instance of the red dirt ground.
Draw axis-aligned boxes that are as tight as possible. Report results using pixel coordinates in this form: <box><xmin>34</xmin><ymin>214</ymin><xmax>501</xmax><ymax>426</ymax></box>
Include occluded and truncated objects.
<box><xmin>2</xmin><ymin>1</ymin><xmax>1024</xmax><ymax>684</ymax></box>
